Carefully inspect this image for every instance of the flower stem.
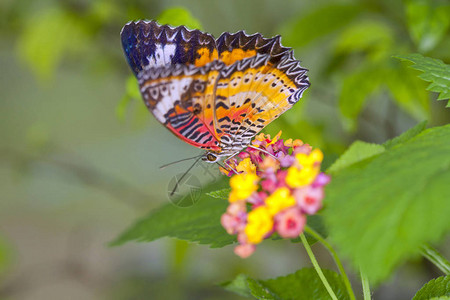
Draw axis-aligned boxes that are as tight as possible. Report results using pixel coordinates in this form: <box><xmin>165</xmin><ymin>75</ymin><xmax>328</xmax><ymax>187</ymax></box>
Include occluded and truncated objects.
<box><xmin>300</xmin><ymin>233</ymin><xmax>338</xmax><ymax>300</ymax></box>
<box><xmin>420</xmin><ymin>243</ymin><xmax>450</xmax><ymax>275</ymax></box>
<box><xmin>304</xmin><ymin>226</ymin><xmax>356</xmax><ymax>300</ymax></box>
<box><xmin>360</xmin><ymin>269</ymin><xmax>371</xmax><ymax>300</ymax></box>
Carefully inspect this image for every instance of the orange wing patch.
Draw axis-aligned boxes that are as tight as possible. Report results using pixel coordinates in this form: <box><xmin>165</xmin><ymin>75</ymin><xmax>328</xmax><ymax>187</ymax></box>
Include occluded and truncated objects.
<box><xmin>195</xmin><ymin>48</ymin><xmax>219</xmax><ymax>67</ymax></box>
<box><xmin>213</xmin><ymin>52</ymin><xmax>309</xmax><ymax>150</ymax></box>
<box><xmin>220</xmin><ymin>49</ymin><xmax>257</xmax><ymax>66</ymax></box>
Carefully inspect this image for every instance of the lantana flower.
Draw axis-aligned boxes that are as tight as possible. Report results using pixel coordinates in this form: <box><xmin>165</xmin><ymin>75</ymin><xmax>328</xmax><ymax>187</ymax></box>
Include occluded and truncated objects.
<box><xmin>220</xmin><ymin>131</ymin><xmax>330</xmax><ymax>258</ymax></box>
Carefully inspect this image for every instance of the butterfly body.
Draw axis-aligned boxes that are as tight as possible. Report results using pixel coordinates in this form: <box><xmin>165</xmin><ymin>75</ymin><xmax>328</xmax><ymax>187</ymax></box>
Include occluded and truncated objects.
<box><xmin>121</xmin><ymin>20</ymin><xmax>310</xmax><ymax>163</ymax></box>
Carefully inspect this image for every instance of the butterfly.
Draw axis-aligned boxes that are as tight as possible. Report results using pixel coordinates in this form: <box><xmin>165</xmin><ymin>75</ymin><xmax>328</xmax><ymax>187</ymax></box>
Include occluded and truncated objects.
<box><xmin>121</xmin><ymin>20</ymin><xmax>310</xmax><ymax>168</ymax></box>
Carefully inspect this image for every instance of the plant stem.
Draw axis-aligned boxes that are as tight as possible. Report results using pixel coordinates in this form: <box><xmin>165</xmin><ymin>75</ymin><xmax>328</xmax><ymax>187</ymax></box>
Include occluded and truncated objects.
<box><xmin>300</xmin><ymin>233</ymin><xmax>338</xmax><ymax>300</ymax></box>
<box><xmin>360</xmin><ymin>269</ymin><xmax>371</xmax><ymax>300</ymax></box>
<box><xmin>304</xmin><ymin>226</ymin><xmax>356</xmax><ymax>300</ymax></box>
<box><xmin>420</xmin><ymin>243</ymin><xmax>450</xmax><ymax>275</ymax></box>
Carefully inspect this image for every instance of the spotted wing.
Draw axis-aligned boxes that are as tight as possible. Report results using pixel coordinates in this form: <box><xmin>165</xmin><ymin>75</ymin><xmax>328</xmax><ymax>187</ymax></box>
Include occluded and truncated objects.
<box><xmin>121</xmin><ymin>20</ymin><xmax>218</xmax><ymax>76</ymax></box>
<box><xmin>138</xmin><ymin>61</ymin><xmax>224</xmax><ymax>150</ymax></box>
<box><xmin>121</xmin><ymin>21</ymin><xmax>223</xmax><ymax>150</ymax></box>
<box><xmin>213</xmin><ymin>32</ymin><xmax>310</xmax><ymax>151</ymax></box>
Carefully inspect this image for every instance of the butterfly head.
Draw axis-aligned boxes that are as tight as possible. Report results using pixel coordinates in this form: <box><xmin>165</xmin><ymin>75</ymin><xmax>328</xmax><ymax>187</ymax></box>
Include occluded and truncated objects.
<box><xmin>202</xmin><ymin>151</ymin><xmax>220</xmax><ymax>163</ymax></box>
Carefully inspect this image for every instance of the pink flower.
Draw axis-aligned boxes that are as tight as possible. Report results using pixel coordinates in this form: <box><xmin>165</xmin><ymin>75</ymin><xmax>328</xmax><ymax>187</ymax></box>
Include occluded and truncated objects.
<box><xmin>220</xmin><ymin>131</ymin><xmax>330</xmax><ymax>258</ymax></box>
<box><xmin>279</xmin><ymin>154</ymin><xmax>296</xmax><ymax>167</ymax></box>
<box><xmin>234</xmin><ymin>244</ymin><xmax>256</xmax><ymax>258</ymax></box>
<box><xmin>261</xmin><ymin>178</ymin><xmax>277</xmax><ymax>193</ymax></box>
<box><xmin>226</xmin><ymin>201</ymin><xmax>246</xmax><ymax>215</ymax></box>
<box><xmin>221</xmin><ymin>213</ymin><xmax>239</xmax><ymax>234</ymax></box>
<box><xmin>293</xmin><ymin>144</ymin><xmax>312</xmax><ymax>155</ymax></box>
<box><xmin>238</xmin><ymin>152</ymin><xmax>250</xmax><ymax>159</ymax></box>
<box><xmin>273</xmin><ymin>139</ymin><xmax>289</xmax><ymax>155</ymax></box>
<box><xmin>248</xmin><ymin>192</ymin><xmax>267</xmax><ymax>207</ymax></box>
<box><xmin>293</xmin><ymin>186</ymin><xmax>324</xmax><ymax>215</ymax></box>
<box><xmin>312</xmin><ymin>173</ymin><xmax>331</xmax><ymax>187</ymax></box>
<box><xmin>221</xmin><ymin>202</ymin><xmax>247</xmax><ymax>234</ymax></box>
<box><xmin>275</xmin><ymin>207</ymin><xmax>306</xmax><ymax>238</ymax></box>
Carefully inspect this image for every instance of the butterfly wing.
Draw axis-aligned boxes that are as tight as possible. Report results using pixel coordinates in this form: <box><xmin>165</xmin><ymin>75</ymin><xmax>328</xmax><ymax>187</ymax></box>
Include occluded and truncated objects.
<box><xmin>121</xmin><ymin>21</ymin><xmax>223</xmax><ymax>150</ymax></box>
<box><xmin>213</xmin><ymin>32</ymin><xmax>310</xmax><ymax>150</ymax></box>
<box><xmin>121</xmin><ymin>21</ymin><xmax>310</xmax><ymax>154</ymax></box>
<box><xmin>121</xmin><ymin>20</ymin><xmax>219</xmax><ymax>75</ymax></box>
<box><xmin>138</xmin><ymin>62</ymin><xmax>224</xmax><ymax>150</ymax></box>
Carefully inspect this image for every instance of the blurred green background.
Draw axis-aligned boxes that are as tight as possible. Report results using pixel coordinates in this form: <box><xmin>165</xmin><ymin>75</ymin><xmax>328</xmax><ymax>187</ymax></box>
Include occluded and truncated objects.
<box><xmin>1</xmin><ymin>0</ymin><xmax>449</xmax><ymax>299</ymax></box>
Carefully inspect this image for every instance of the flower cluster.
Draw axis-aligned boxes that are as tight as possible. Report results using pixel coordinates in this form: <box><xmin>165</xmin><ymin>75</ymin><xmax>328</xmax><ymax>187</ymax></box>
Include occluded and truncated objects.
<box><xmin>220</xmin><ymin>132</ymin><xmax>330</xmax><ymax>258</ymax></box>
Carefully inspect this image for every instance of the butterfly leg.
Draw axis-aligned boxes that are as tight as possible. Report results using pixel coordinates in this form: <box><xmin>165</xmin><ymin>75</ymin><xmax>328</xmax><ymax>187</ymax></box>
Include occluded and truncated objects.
<box><xmin>223</xmin><ymin>159</ymin><xmax>239</xmax><ymax>175</ymax></box>
<box><xmin>223</xmin><ymin>152</ymin><xmax>240</xmax><ymax>175</ymax></box>
<box><xmin>247</xmin><ymin>145</ymin><xmax>279</xmax><ymax>160</ymax></box>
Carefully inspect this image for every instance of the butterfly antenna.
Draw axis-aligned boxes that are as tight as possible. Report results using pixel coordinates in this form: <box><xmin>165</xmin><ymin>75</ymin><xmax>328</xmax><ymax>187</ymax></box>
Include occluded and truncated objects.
<box><xmin>160</xmin><ymin>154</ymin><xmax>203</xmax><ymax>169</ymax></box>
<box><xmin>170</xmin><ymin>156</ymin><xmax>202</xmax><ymax>197</ymax></box>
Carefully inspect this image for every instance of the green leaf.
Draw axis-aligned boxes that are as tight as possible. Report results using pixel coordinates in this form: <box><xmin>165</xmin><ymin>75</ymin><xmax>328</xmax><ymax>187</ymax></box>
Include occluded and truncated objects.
<box><xmin>385</xmin><ymin>62</ymin><xmax>430</xmax><ymax>121</ymax></box>
<box><xmin>396</xmin><ymin>54</ymin><xmax>450</xmax><ymax>107</ymax></box>
<box><xmin>338</xmin><ymin>63</ymin><xmax>385</xmax><ymax>131</ymax></box>
<box><xmin>383</xmin><ymin>121</ymin><xmax>427</xmax><ymax>150</ymax></box>
<box><xmin>335</xmin><ymin>20</ymin><xmax>393</xmax><ymax>61</ymax></box>
<box><xmin>111</xmin><ymin>180</ymin><xmax>236</xmax><ymax>248</ymax></box>
<box><xmin>222</xmin><ymin>268</ymin><xmax>350</xmax><ymax>300</ymax></box>
<box><xmin>112</xmin><ymin>185</ymin><xmax>327</xmax><ymax>248</ymax></box>
<box><xmin>406</xmin><ymin>0</ymin><xmax>450</xmax><ymax>52</ymax></box>
<box><xmin>324</xmin><ymin>125</ymin><xmax>450</xmax><ymax>283</ymax></box>
<box><xmin>207</xmin><ymin>188</ymin><xmax>231</xmax><ymax>200</ymax></box>
<box><xmin>280</xmin><ymin>4</ymin><xmax>361</xmax><ymax>48</ymax></box>
<box><xmin>327</xmin><ymin>141</ymin><xmax>385</xmax><ymax>174</ymax></box>
<box><xmin>156</xmin><ymin>7</ymin><xmax>203</xmax><ymax>30</ymax></box>
<box><xmin>116</xmin><ymin>76</ymin><xmax>142</xmax><ymax>121</ymax></box>
<box><xmin>412</xmin><ymin>276</ymin><xmax>450</xmax><ymax>300</ymax></box>
<box><xmin>222</xmin><ymin>274</ymin><xmax>253</xmax><ymax>298</ymax></box>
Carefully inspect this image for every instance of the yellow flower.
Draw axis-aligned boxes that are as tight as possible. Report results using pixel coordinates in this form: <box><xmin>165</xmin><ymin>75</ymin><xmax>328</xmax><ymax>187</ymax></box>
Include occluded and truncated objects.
<box><xmin>267</xmin><ymin>131</ymin><xmax>282</xmax><ymax>146</ymax></box>
<box><xmin>286</xmin><ymin>165</ymin><xmax>319</xmax><ymax>188</ymax></box>
<box><xmin>228</xmin><ymin>173</ymin><xmax>259</xmax><ymax>202</ymax></box>
<box><xmin>284</xmin><ymin>138</ymin><xmax>304</xmax><ymax>148</ymax></box>
<box><xmin>284</xmin><ymin>138</ymin><xmax>293</xmax><ymax>147</ymax></box>
<box><xmin>245</xmin><ymin>206</ymin><xmax>273</xmax><ymax>244</ymax></box>
<box><xmin>236</xmin><ymin>158</ymin><xmax>256</xmax><ymax>174</ymax></box>
<box><xmin>265</xmin><ymin>187</ymin><xmax>296</xmax><ymax>215</ymax></box>
<box><xmin>252</xmin><ymin>131</ymin><xmax>282</xmax><ymax>146</ymax></box>
<box><xmin>253</xmin><ymin>132</ymin><xmax>267</xmax><ymax>144</ymax></box>
<box><xmin>295</xmin><ymin>149</ymin><xmax>323</xmax><ymax>168</ymax></box>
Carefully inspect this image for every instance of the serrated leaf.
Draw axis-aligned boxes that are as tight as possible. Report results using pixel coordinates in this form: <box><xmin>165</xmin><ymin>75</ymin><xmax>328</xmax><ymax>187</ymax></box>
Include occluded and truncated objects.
<box><xmin>156</xmin><ymin>7</ymin><xmax>203</xmax><ymax>30</ymax></box>
<box><xmin>222</xmin><ymin>268</ymin><xmax>350</xmax><ymax>300</ymax></box>
<box><xmin>383</xmin><ymin>121</ymin><xmax>427</xmax><ymax>150</ymax></box>
<box><xmin>280</xmin><ymin>4</ymin><xmax>361</xmax><ymax>48</ymax></box>
<box><xmin>396</xmin><ymin>54</ymin><xmax>450</xmax><ymax>107</ymax></box>
<box><xmin>327</xmin><ymin>141</ymin><xmax>385</xmax><ymax>174</ymax></box>
<box><xmin>406</xmin><ymin>0</ymin><xmax>450</xmax><ymax>52</ymax></box>
<box><xmin>413</xmin><ymin>276</ymin><xmax>450</xmax><ymax>300</ymax></box>
<box><xmin>221</xmin><ymin>274</ymin><xmax>253</xmax><ymax>297</ymax></box>
<box><xmin>207</xmin><ymin>188</ymin><xmax>231</xmax><ymax>200</ymax></box>
<box><xmin>324</xmin><ymin>125</ymin><xmax>450</xmax><ymax>283</ymax></box>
